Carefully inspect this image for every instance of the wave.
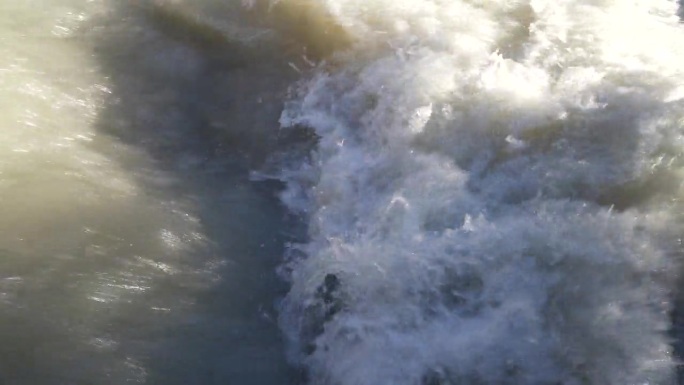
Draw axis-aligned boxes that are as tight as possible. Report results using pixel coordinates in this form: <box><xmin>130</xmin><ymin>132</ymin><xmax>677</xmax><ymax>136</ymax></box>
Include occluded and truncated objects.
<box><xmin>270</xmin><ymin>1</ymin><xmax>684</xmax><ymax>384</ymax></box>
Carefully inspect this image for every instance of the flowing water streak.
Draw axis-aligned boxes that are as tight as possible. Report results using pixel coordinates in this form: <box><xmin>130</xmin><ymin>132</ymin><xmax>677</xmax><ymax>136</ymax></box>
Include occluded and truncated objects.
<box><xmin>0</xmin><ymin>1</ymin><xmax>299</xmax><ymax>383</ymax></box>
<box><xmin>273</xmin><ymin>1</ymin><xmax>684</xmax><ymax>384</ymax></box>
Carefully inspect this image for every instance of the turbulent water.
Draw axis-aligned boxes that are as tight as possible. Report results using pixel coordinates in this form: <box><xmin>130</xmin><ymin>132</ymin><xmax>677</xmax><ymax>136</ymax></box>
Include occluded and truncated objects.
<box><xmin>0</xmin><ymin>1</ymin><xmax>298</xmax><ymax>384</ymax></box>
<box><xmin>1</xmin><ymin>0</ymin><xmax>684</xmax><ymax>384</ymax></box>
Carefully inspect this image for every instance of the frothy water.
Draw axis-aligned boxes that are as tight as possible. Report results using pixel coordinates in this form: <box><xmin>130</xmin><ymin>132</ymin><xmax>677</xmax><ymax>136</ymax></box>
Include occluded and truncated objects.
<box><xmin>2</xmin><ymin>0</ymin><xmax>684</xmax><ymax>384</ymax></box>
<box><xmin>271</xmin><ymin>1</ymin><xmax>684</xmax><ymax>384</ymax></box>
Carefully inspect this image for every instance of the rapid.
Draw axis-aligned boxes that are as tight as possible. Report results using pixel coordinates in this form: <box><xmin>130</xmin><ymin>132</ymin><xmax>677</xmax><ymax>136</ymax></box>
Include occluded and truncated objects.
<box><xmin>1</xmin><ymin>1</ymin><xmax>684</xmax><ymax>384</ymax></box>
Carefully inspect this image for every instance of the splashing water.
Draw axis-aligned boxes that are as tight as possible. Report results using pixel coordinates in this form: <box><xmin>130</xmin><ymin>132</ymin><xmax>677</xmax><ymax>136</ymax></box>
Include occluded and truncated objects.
<box><xmin>272</xmin><ymin>1</ymin><xmax>684</xmax><ymax>384</ymax></box>
<box><xmin>2</xmin><ymin>0</ymin><xmax>684</xmax><ymax>384</ymax></box>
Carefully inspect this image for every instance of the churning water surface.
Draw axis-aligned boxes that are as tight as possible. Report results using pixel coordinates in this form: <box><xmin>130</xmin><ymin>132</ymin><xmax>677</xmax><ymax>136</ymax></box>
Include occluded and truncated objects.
<box><xmin>2</xmin><ymin>1</ymin><xmax>684</xmax><ymax>384</ymax></box>
<box><xmin>0</xmin><ymin>1</ymin><xmax>301</xmax><ymax>384</ymax></box>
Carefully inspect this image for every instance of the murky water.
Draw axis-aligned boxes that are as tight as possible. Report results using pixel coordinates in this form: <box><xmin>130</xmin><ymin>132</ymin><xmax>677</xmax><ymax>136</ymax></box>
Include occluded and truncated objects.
<box><xmin>0</xmin><ymin>1</ymin><xmax>300</xmax><ymax>384</ymax></box>
<box><xmin>2</xmin><ymin>1</ymin><xmax>684</xmax><ymax>384</ymax></box>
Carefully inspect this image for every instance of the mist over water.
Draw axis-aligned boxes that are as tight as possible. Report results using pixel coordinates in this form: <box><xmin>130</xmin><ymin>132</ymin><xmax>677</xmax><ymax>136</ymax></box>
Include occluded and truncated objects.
<box><xmin>1</xmin><ymin>0</ymin><xmax>684</xmax><ymax>384</ymax></box>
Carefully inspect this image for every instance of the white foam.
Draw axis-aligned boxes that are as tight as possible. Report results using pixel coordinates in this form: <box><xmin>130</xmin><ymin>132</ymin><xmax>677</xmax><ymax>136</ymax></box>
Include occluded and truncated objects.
<box><xmin>274</xmin><ymin>0</ymin><xmax>684</xmax><ymax>383</ymax></box>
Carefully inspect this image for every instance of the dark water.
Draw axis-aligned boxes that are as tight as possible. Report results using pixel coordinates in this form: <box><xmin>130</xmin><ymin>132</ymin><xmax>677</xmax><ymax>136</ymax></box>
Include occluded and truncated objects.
<box><xmin>0</xmin><ymin>1</ymin><xmax>303</xmax><ymax>383</ymax></box>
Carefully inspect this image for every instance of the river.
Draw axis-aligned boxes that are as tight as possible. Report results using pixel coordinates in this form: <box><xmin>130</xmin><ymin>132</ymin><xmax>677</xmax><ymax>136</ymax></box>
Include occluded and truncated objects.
<box><xmin>1</xmin><ymin>1</ymin><xmax>684</xmax><ymax>384</ymax></box>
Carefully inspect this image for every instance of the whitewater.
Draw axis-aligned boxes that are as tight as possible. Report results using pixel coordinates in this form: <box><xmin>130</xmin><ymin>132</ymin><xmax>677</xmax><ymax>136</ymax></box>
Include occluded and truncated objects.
<box><xmin>1</xmin><ymin>0</ymin><xmax>684</xmax><ymax>384</ymax></box>
<box><xmin>273</xmin><ymin>0</ymin><xmax>684</xmax><ymax>384</ymax></box>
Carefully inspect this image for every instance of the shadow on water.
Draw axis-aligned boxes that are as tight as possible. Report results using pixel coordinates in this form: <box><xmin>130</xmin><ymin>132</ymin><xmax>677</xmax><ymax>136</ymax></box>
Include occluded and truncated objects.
<box><xmin>83</xmin><ymin>2</ymin><xmax>307</xmax><ymax>384</ymax></box>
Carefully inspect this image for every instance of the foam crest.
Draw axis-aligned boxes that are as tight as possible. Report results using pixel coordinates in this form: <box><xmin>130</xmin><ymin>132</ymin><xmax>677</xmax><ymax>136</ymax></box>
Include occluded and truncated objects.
<box><xmin>274</xmin><ymin>0</ymin><xmax>684</xmax><ymax>383</ymax></box>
